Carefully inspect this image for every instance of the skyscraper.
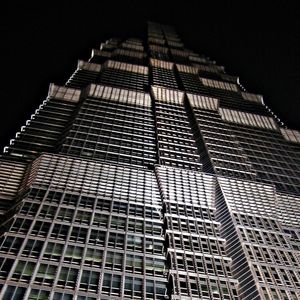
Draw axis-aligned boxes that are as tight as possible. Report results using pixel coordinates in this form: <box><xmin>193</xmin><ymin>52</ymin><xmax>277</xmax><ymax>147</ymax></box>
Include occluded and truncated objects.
<box><xmin>0</xmin><ymin>21</ymin><xmax>299</xmax><ymax>300</ymax></box>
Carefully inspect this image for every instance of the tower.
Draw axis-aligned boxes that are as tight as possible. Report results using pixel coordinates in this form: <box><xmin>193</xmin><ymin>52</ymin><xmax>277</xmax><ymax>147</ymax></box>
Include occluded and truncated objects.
<box><xmin>0</xmin><ymin>22</ymin><xmax>299</xmax><ymax>300</ymax></box>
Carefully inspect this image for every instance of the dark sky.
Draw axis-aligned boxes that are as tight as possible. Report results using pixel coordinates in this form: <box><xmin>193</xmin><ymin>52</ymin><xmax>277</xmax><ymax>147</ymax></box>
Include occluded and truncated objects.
<box><xmin>1</xmin><ymin>1</ymin><xmax>300</xmax><ymax>149</ymax></box>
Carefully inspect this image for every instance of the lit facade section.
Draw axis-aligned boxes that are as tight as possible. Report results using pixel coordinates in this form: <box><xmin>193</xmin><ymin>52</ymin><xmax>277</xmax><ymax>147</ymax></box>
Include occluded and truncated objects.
<box><xmin>0</xmin><ymin>21</ymin><xmax>299</xmax><ymax>300</ymax></box>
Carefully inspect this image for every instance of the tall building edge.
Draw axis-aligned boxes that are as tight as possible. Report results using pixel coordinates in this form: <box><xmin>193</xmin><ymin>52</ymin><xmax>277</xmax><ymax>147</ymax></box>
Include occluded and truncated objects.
<box><xmin>0</xmin><ymin>22</ymin><xmax>299</xmax><ymax>300</ymax></box>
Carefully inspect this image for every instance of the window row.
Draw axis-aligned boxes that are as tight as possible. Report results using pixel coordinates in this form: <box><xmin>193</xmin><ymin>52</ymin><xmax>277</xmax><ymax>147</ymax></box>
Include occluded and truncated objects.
<box><xmin>166</xmin><ymin>216</ymin><xmax>220</xmax><ymax>236</ymax></box>
<box><xmin>239</xmin><ymin>227</ymin><xmax>290</xmax><ymax>248</ymax></box>
<box><xmin>167</xmin><ymin>232</ymin><xmax>226</xmax><ymax>256</ymax></box>
<box><xmin>173</xmin><ymin>273</ymin><xmax>238</xmax><ymax>300</ymax></box>
<box><xmin>253</xmin><ymin>263</ymin><xmax>300</xmax><ymax>288</ymax></box>
<box><xmin>244</xmin><ymin>244</ymin><xmax>299</xmax><ymax>267</ymax></box>
<box><xmin>170</xmin><ymin>251</ymin><xmax>232</xmax><ymax>277</ymax></box>
<box><xmin>0</xmin><ymin>269</ymin><xmax>167</xmax><ymax>299</ymax></box>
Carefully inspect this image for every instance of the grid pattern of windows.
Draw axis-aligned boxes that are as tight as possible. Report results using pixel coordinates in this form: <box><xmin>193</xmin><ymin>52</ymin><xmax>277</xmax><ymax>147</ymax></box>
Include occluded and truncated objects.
<box><xmin>229</xmin><ymin>123</ymin><xmax>300</xmax><ymax>194</ymax></box>
<box><xmin>219</xmin><ymin>107</ymin><xmax>278</xmax><ymax>130</ymax></box>
<box><xmin>99</xmin><ymin>60</ymin><xmax>148</xmax><ymax>91</ymax></box>
<box><xmin>151</xmin><ymin>67</ymin><xmax>178</xmax><ymax>89</ymax></box>
<box><xmin>89</xmin><ymin>49</ymin><xmax>113</xmax><ymax>64</ymax></box>
<box><xmin>189</xmin><ymin>106</ymin><xmax>256</xmax><ymax>179</ymax></box>
<box><xmin>277</xmin><ymin>193</ymin><xmax>300</xmax><ymax>228</ymax></box>
<box><xmin>217</xmin><ymin>178</ymin><xmax>300</xmax><ymax>299</ymax></box>
<box><xmin>280</xmin><ymin>128</ymin><xmax>300</xmax><ymax>144</ymax></box>
<box><xmin>60</xmin><ymin>92</ymin><xmax>156</xmax><ymax>166</ymax></box>
<box><xmin>150</xmin><ymin>59</ymin><xmax>178</xmax><ymax>89</ymax></box>
<box><xmin>187</xmin><ymin>92</ymin><xmax>219</xmax><ymax>111</ymax></box>
<box><xmin>27</xmin><ymin>154</ymin><xmax>161</xmax><ymax>203</ymax></box>
<box><xmin>0</xmin><ymin>154</ymin><xmax>167</xmax><ymax>299</ymax></box>
<box><xmin>177</xmin><ymin>63</ymin><xmax>271</xmax><ymax>115</ymax></box>
<box><xmin>66</xmin><ymin>60</ymin><xmax>101</xmax><ymax>89</ymax></box>
<box><xmin>112</xmin><ymin>48</ymin><xmax>146</xmax><ymax>65</ymax></box>
<box><xmin>152</xmin><ymin>86</ymin><xmax>201</xmax><ymax>171</ymax></box>
<box><xmin>200</xmin><ymin>77</ymin><xmax>239</xmax><ymax>92</ymax></box>
<box><xmin>0</xmin><ymin>159</ymin><xmax>27</xmax><ymax>215</ymax></box>
<box><xmin>3</xmin><ymin>94</ymin><xmax>77</xmax><ymax>160</ymax></box>
<box><xmin>156</xmin><ymin>166</ymin><xmax>239</xmax><ymax>298</ymax></box>
<box><xmin>218</xmin><ymin>177</ymin><xmax>277</xmax><ymax>217</ymax></box>
<box><xmin>0</xmin><ymin>20</ymin><xmax>300</xmax><ymax>300</ymax></box>
<box><xmin>149</xmin><ymin>45</ymin><xmax>170</xmax><ymax>61</ymax></box>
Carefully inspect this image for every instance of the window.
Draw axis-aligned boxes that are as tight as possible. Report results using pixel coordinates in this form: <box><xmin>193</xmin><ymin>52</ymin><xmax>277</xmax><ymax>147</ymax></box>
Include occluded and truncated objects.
<box><xmin>0</xmin><ymin>258</ymin><xmax>14</xmax><ymax>279</ymax></box>
<box><xmin>96</xmin><ymin>198</ymin><xmax>111</xmax><ymax>211</ymax></box>
<box><xmin>10</xmin><ymin>218</ymin><xmax>32</xmax><ymax>234</ymax></box>
<box><xmin>204</xmin><ymin>257</ymin><xmax>214</xmax><ymax>275</ymax></box>
<box><xmin>124</xmin><ymin>277</ymin><xmax>143</xmax><ymax>298</ymax></box>
<box><xmin>84</xmin><ymin>248</ymin><xmax>103</xmax><ymax>267</ymax></box>
<box><xmin>53</xmin><ymin>292</ymin><xmax>73</xmax><ymax>300</ymax></box>
<box><xmin>129</xmin><ymin>204</ymin><xmax>143</xmax><ymax>217</ymax></box>
<box><xmin>127</xmin><ymin>235</ymin><xmax>143</xmax><ymax>252</ymax></box>
<box><xmin>146</xmin><ymin>237</ymin><xmax>163</xmax><ymax>254</ymax></box>
<box><xmin>79</xmin><ymin>196</ymin><xmax>95</xmax><ymax>209</ymax></box>
<box><xmin>43</xmin><ymin>242</ymin><xmax>64</xmax><ymax>261</ymax></box>
<box><xmin>77</xmin><ymin>297</ymin><xmax>97</xmax><ymax>300</ymax></box>
<box><xmin>28</xmin><ymin>289</ymin><xmax>50</xmax><ymax>300</ymax></box>
<box><xmin>146</xmin><ymin>280</ymin><xmax>167</xmax><ymax>299</ymax></box>
<box><xmin>50</xmin><ymin>224</ymin><xmax>69</xmax><ymax>240</ymax></box>
<box><xmin>45</xmin><ymin>190</ymin><xmax>63</xmax><ymax>204</ymax></box>
<box><xmin>0</xmin><ymin>236</ymin><xmax>23</xmax><ymax>255</ymax></box>
<box><xmin>110</xmin><ymin>216</ymin><xmax>126</xmax><ymax>230</ymax></box>
<box><xmin>190</xmin><ymin>278</ymin><xmax>199</xmax><ymax>296</ymax></box>
<box><xmin>56</xmin><ymin>207</ymin><xmax>74</xmax><ymax>222</ymax></box>
<box><xmin>22</xmin><ymin>239</ymin><xmax>44</xmax><ymax>258</ymax></box>
<box><xmin>11</xmin><ymin>260</ymin><xmax>35</xmax><ymax>282</ymax></box>
<box><xmin>61</xmin><ymin>193</ymin><xmax>79</xmax><ymax>206</ymax></box>
<box><xmin>20</xmin><ymin>201</ymin><xmax>40</xmax><ymax>216</ymax></box>
<box><xmin>108</xmin><ymin>232</ymin><xmax>125</xmax><ymax>249</ymax></box>
<box><xmin>93</xmin><ymin>213</ymin><xmax>108</xmax><ymax>227</ymax></box>
<box><xmin>38</xmin><ymin>204</ymin><xmax>57</xmax><ymax>219</ymax></box>
<box><xmin>3</xmin><ymin>286</ymin><xmax>26</xmax><ymax>300</ymax></box>
<box><xmin>34</xmin><ymin>264</ymin><xmax>57</xmax><ymax>285</ymax></box>
<box><xmin>126</xmin><ymin>254</ymin><xmax>142</xmax><ymax>273</ymax></box>
<box><xmin>57</xmin><ymin>267</ymin><xmax>78</xmax><ymax>289</ymax></box>
<box><xmin>89</xmin><ymin>229</ymin><xmax>106</xmax><ymax>246</ymax></box>
<box><xmin>128</xmin><ymin>218</ymin><xmax>143</xmax><ymax>233</ymax></box>
<box><xmin>30</xmin><ymin>221</ymin><xmax>51</xmax><ymax>237</ymax></box>
<box><xmin>64</xmin><ymin>245</ymin><xmax>83</xmax><ymax>265</ymax></box>
<box><xmin>179</xmin><ymin>281</ymin><xmax>188</xmax><ymax>295</ymax></box>
<box><xmin>199</xmin><ymin>277</ymin><xmax>209</xmax><ymax>298</ymax></box>
<box><xmin>145</xmin><ymin>257</ymin><xmax>165</xmax><ymax>276</ymax></box>
<box><xmin>210</xmin><ymin>279</ymin><xmax>221</xmax><ymax>298</ymax></box>
<box><xmin>102</xmin><ymin>273</ymin><xmax>121</xmax><ymax>296</ymax></box>
<box><xmin>79</xmin><ymin>270</ymin><xmax>100</xmax><ymax>292</ymax></box>
<box><xmin>112</xmin><ymin>201</ymin><xmax>128</xmax><ymax>214</ymax></box>
<box><xmin>105</xmin><ymin>251</ymin><xmax>123</xmax><ymax>270</ymax></box>
<box><xmin>145</xmin><ymin>221</ymin><xmax>162</xmax><ymax>236</ymax></box>
<box><xmin>27</xmin><ymin>188</ymin><xmax>46</xmax><ymax>201</ymax></box>
<box><xmin>75</xmin><ymin>210</ymin><xmax>92</xmax><ymax>225</ymax></box>
<box><xmin>69</xmin><ymin>226</ymin><xmax>88</xmax><ymax>243</ymax></box>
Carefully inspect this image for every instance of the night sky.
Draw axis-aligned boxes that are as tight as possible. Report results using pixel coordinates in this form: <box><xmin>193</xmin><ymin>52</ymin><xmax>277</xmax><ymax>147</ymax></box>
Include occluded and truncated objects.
<box><xmin>1</xmin><ymin>1</ymin><xmax>300</xmax><ymax>149</ymax></box>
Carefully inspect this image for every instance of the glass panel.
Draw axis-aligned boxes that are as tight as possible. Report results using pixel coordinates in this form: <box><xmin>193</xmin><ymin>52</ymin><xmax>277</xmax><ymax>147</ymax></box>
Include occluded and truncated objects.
<box><xmin>84</xmin><ymin>248</ymin><xmax>103</xmax><ymax>267</ymax></box>
<box><xmin>28</xmin><ymin>289</ymin><xmax>50</xmax><ymax>300</ymax></box>
<box><xmin>34</xmin><ymin>264</ymin><xmax>57</xmax><ymax>285</ymax></box>
<box><xmin>3</xmin><ymin>286</ymin><xmax>26</xmax><ymax>300</ymax></box>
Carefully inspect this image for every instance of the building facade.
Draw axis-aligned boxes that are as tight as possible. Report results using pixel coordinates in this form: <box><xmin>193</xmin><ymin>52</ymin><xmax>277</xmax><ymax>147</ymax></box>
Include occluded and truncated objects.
<box><xmin>0</xmin><ymin>22</ymin><xmax>299</xmax><ymax>300</ymax></box>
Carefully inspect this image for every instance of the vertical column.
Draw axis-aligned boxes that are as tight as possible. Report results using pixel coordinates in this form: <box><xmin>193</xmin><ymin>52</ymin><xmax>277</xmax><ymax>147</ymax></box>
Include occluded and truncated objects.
<box><xmin>151</xmin><ymin>86</ymin><xmax>202</xmax><ymax>171</ymax></box>
<box><xmin>217</xmin><ymin>177</ymin><xmax>300</xmax><ymax>299</ymax></box>
<box><xmin>156</xmin><ymin>166</ymin><xmax>239</xmax><ymax>299</ymax></box>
